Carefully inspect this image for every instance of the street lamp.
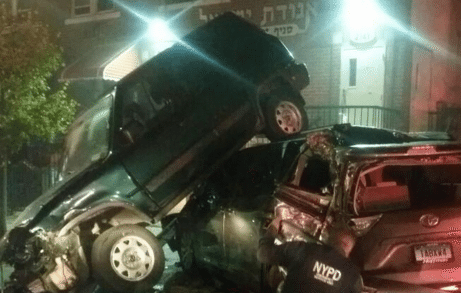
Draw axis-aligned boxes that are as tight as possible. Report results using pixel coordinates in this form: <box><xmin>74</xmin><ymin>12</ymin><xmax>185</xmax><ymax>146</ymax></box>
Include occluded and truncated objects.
<box><xmin>147</xmin><ymin>18</ymin><xmax>177</xmax><ymax>54</ymax></box>
<box><xmin>343</xmin><ymin>0</ymin><xmax>386</xmax><ymax>44</ymax></box>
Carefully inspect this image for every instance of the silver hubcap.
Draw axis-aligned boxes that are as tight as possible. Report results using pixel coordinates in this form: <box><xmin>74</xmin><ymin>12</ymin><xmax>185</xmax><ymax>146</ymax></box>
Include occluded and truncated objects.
<box><xmin>110</xmin><ymin>236</ymin><xmax>155</xmax><ymax>281</ymax></box>
<box><xmin>275</xmin><ymin>101</ymin><xmax>303</xmax><ymax>134</ymax></box>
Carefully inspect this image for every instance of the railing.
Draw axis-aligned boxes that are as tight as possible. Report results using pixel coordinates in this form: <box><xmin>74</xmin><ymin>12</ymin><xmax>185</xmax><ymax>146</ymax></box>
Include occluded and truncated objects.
<box><xmin>305</xmin><ymin>105</ymin><xmax>402</xmax><ymax>130</ymax></box>
<box><xmin>244</xmin><ymin>105</ymin><xmax>402</xmax><ymax>148</ymax></box>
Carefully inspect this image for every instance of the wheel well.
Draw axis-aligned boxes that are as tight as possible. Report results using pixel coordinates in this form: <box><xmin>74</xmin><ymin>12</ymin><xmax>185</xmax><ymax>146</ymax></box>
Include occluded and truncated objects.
<box><xmin>76</xmin><ymin>207</ymin><xmax>151</xmax><ymax>236</ymax></box>
<box><xmin>67</xmin><ymin>207</ymin><xmax>151</xmax><ymax>262</ymax></box>
<box><xmin>260</xmin><ymin>77</ymin><xmax>305</xmax><ymax>108</ymax></box>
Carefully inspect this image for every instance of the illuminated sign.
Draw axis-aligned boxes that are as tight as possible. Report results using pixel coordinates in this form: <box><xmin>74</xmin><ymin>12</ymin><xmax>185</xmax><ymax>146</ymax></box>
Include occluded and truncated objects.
<box><xmin>160</xmin><ymin>0</ymin><xmax>317</xmax><ymax>38</ymax></box>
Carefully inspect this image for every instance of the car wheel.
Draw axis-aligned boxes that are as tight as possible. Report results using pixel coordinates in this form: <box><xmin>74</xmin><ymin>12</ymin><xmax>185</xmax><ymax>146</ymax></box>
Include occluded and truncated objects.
<box><xmin>178</xmin><ymin>229</ymin><xmax>196</xmax><ymax>273</ymax></box>
<box><xmin>263</xmin><ymin>93</ymin><xmax>308</xmax><ymax>141</ymax></box>
<box><xmin>91</xmin><ymin>224</ymin><xmax>165</xmax><ymax>293</ymax></box>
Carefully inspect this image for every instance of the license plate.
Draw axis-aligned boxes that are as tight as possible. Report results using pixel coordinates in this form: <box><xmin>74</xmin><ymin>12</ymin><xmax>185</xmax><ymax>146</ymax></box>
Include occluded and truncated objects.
<box><xmin>414</xmin><ymin>243</ymin><xmax>453</xmax><ymax>264</ymax></box>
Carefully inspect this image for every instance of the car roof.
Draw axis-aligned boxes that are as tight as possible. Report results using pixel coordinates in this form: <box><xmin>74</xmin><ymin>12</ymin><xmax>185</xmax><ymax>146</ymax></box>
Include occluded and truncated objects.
<box><xmin>242</xmin><ymin>124</ymin><xmax>460</xmax><ymax>159</ymax></box>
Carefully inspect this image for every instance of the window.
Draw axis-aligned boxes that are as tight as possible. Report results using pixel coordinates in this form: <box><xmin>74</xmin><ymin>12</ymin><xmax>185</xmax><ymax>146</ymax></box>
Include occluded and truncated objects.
<box><xmin>354</xmin><ymin>164</ymin><xmax>461</xmax><ymax>215</ymax></box>
<box><xmin>118</xmin><ymin>81</ymin><xmax>156</xmax><ymax>143</ymax></box>
<box><xmin>73</xmin><ymin>0</ymin><xmax>91</xmax><ymax>16</ymax></box>
<box><xmin>349</xmin><ymin>58</ymin><xmax>357</xmax><ymax>87</ymax></box>
<box><xmin>97</xmin><ymin>0</ymin><xmax>113</xmax><ymax>12</ymax></box>
<box><xmin>72</xmin><ymin>0</ymin><xmax>114</xmax><ymax>17</ymax></box>
<box><xmin>61</xmin><ymin>94</ymin><xmax>112</xmax><ymax>178</ymax></box>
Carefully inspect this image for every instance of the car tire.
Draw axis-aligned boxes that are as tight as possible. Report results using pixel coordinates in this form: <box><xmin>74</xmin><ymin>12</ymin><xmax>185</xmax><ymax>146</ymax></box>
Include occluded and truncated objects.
<box><xmin>91</xmin><ymin>224</ymin><xmax>165</xmax><ymax>293</ymax></box>
<box><xmin>263</xmin><ymin>92</ymin><xmax>308</xmax><ymax>141</ymax></box>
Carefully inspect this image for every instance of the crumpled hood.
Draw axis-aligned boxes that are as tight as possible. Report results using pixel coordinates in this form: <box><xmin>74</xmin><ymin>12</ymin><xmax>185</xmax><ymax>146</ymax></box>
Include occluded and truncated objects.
<box><xmin>0</xmin><ymin>162</ymin><xmax>138</xmax><ymax>261</ymax></box>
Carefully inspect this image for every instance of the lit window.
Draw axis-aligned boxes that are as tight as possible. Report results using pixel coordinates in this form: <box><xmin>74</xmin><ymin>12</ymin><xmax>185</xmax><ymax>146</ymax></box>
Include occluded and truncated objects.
<box><xmin>349</xmin><ymin>58</ymin><xmax>357</xmax><ymax>87</ymax></box>
<box><xmin>72</xmin><ymin>0</ymin><xmax>114</xmax><ymax>17</ymax></box>
<box><xmin>73</xmin><ymin>0</ymin><xmax>91</xmax><ymax>16</ymax></box>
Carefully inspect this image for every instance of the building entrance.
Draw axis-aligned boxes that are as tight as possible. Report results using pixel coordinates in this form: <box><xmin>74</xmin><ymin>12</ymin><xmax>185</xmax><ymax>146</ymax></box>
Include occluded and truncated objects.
<box><xmin>339</xmin><ymin>46</ymin><xmax>385</xmax><ymax>126</ymax></box>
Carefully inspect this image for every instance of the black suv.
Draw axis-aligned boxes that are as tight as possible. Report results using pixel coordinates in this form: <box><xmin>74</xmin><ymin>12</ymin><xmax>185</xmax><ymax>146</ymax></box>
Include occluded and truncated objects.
<box><xmin>0</xmin><ymin>12</ymin><xmax>309</xmax><ymax>293</ymax></box>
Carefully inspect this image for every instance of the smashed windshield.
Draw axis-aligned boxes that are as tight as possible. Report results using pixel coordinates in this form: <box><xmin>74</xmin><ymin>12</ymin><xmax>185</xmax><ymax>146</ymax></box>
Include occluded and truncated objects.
<box><xmin>60</xmin><ymin>93</ymin><xmax>113</xmax><ymax>179</ymax></box>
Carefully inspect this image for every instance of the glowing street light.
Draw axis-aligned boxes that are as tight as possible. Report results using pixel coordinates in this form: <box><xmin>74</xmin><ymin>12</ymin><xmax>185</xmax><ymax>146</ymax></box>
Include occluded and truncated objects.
<box><xmin>148</xmin><ymin>19</ymin><xmax>176</xmax><ymax>42</ymax></box>
<box><xmin>147</xmin><ymin>18</ymin><xmax>177</xmax><ymax>54</ymax></box>
<box><xmin>343</xmin><ymin>0</ymin><xmax>387</xmax><ymax>44</ymax></box>
<box><xmin>344</xmin><ymin>0</ymin><xmax>384</xmax><ymax>31</ymax></box>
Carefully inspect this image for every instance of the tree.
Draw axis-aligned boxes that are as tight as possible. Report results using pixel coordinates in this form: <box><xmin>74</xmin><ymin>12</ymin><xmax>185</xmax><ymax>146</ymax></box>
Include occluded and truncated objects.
<box><xmin>0</xmin><ymin>3</ymin><xmax>77</xmax><ymax>237</ymax></box>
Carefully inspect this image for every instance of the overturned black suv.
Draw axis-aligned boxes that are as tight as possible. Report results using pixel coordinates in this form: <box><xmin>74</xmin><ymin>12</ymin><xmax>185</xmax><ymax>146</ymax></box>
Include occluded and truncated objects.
<box><xmin>0</xmin><ymin>12</ymin><xmax>309</xmax><ymax>293</ymax></box>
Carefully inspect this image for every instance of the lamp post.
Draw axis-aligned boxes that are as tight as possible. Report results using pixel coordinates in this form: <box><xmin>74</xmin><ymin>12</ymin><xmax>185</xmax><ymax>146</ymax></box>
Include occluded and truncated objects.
<box><xmin>343</xmin><ymin>0</ymin><xmax>386</xmax><ymax>44</ymax></box>
<box><xmin>147</xmin><ymin>18</ymin><xmax>177</xmax><ymax>56</ymax></box>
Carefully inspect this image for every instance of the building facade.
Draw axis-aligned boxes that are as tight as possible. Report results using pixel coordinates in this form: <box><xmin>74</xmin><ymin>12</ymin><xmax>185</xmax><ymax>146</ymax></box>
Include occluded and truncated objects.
<box><xmin>4</xmin><ymin>0</ymin><xmax>461</xmax><ymax>129</ymax></box>
<box><xmin>2</xmin><ymin>0</ymin><xmax>461</xmax><ymax>209</ymax></box>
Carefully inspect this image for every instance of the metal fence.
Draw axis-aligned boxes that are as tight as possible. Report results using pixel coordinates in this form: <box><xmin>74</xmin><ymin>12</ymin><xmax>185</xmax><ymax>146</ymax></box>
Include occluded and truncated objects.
<box><xmin>305</xmin><ymin>105</ymin><xmax>402</xmax><ymax>130</ymax></box>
